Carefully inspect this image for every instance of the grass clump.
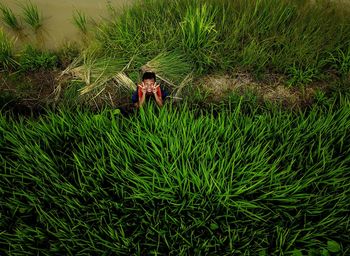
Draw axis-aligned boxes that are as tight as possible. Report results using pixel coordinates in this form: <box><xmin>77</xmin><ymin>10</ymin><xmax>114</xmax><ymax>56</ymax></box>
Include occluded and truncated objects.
<box><xmin>59</xmin><ymin>47</ymin><xmax>130</xmax><ymax>97</ymax></box>
<box><xmin>328</xmin><ymin>46</ymin><xmax>350</xmax><ymax>79</ymax></box>
<box><xmin>72</xmin><ymin>9</ymin><xmax>88</xmax><ymax>34</ymax></box>
<box><xmin>179</xmin><ymin>3</ymin><xmax>219</xmax><ymax>73</ymax></box>
<box><xmin>0</xmin><ymin>4</ymin><xmax>21</xmax><ymax>31</ymax></box>
<box><xmin>0</xmin><ymin>93</ymin><xmax>349</xmax><ymax>254</ymax></box>
<box><xmin>17</xmin><ymin>45</ymin><xmax>58</xmax><ymax>72</ymax></box>
<box><xmin>142</xmin><ymin>51</ymin><xmax>193</xmax><ymax>84</ymax></box>
<box><xmin>20</xmin><ymin>1</ymin><xmax>42</xmax><ymax>32</ymax></box>
<box><xmin>0</xmin><ymin>29</ymin><xmax>17</xmax><ymax>71</ymax></box>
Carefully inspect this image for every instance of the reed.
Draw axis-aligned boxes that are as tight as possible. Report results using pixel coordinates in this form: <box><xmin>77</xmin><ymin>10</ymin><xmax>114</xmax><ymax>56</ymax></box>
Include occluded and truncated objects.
<box><xmin>0</xmin><ymin>4</ymin><xmax>21</xmax><ymax>31</ymax></box>
<box><xmin>59</xmin><ymin>47</ymin><xmax>130</xmax><ymax>98</ymax></box>
<box><xmin>72</xmin><ymin>9</ymin><xmax>88</xmax><ymax>34</ymax></box>
<box><xmin>20</xmin><ymin>1</ymin><xmax>42</xmax><ymax>32</ymax></box>
<box><xmin>142</xmin><ymin>51</ymin><xmax>193</xmax><ymax>85</ymax></box>
<box><xmin>0</xmin><ymin>29</ymin><xmax>17</xmax><ymax>70</ymax></box>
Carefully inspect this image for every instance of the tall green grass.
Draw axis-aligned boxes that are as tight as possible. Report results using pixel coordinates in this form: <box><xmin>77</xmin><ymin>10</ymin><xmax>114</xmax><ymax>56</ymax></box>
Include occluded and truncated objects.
<box><xmin>91</xmin><ymin>0</ymin><xmax>350</xmax><ymax>84</ymax></box>
<box><xmin>0</xmin><ymin>4</ymin><xmax>21</xmax><ymax>31</ymax></box>
<box><xmin>179</xmin><ymin>3</ymin><xmax>219</xmax><ymax>73</ymax></box>
<box><xmin>0</xmin><ymin>29</ymin><xmax>17</xmax><ymax>70</ymax></box>
<box><xmin>1</xmin><ymin>93</ymin><xmax>349</xmax><ymax>255</ymax></box>
<box><xmin>72</xmin><ymin>9</ymin><xmax>88</xmax><ymax>34</ymax></box>
<box><xmin>20</xmin><ymin>1</ymin><xmax>42</xmax><ymax>32</ymax></box>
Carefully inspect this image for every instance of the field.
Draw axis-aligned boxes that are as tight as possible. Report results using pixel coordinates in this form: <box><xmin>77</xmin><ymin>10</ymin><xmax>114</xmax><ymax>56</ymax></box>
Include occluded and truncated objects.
<box><xmin>1</xmin><ymin>93</ymin><xmax>350</xmax><ymax>255</ymax></box>
<box><xmin>1</xmin><ymin>0</ymin><xmax>350</xmax><ymax>255</ymax></box>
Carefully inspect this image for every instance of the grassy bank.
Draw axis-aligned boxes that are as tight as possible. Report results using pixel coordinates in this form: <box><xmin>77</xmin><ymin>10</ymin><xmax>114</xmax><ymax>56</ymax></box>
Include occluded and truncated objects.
<box><xmin>1</xmin><ymin>0</ymin><xmax>350</xmax><ymax>109</ymax></box>
<box><xmin>50</xmin><ymin>0</ymin><xmax>350</xmax><ymax>106</ymax></box>
<box><xmin>1</xmin><ymin>93</ymin><xmax>350</xmax><ymax>255</ymax></box>
<box><xmin>89</xmin><ymin>0</ymin><xmax>350</xmax><ymax>83</ymax></box>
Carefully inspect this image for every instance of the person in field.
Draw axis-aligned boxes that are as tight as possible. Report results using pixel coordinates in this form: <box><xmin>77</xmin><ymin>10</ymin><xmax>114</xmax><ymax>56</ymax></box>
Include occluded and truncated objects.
<box><xmin>131</xmin><ymin>72</ymin><xmax>168</xmax><ymax>108</ymax></box>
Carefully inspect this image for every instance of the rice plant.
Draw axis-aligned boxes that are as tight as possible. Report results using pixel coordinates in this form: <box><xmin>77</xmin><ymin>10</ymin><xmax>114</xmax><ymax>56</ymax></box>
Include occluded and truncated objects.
<box><xmin>17</xmin><ymin>44</ymin><xmax>58</xmax><ymax>72</ymax></box>
<box><xmin>287</xmin><ymin>64</ymin><xmax>320</xmax><ymax>86</ymax></box>
<box><xmin>142</xmin><ymin>51</ymin><xmax>193</xmax><ymax>85</ymax></box>
<box><xmin>0</xmin><ymin>4</ymin><xmax>21</xmax><ymax>31</ymax></box>
<box><xmin>0</xmin><ymin>29</ymin><xmax>18</xmax><ymax>70</ymax></box>
<box><xmin>0</xmin><ymin>92</ymin><xmax>349</xmax><ymax>255</ymax></box>
<box><xmin>179</xmin><ymin>3</ymin><xmax>219</xmax><ymax>73</ymax></box>
<box><xmin>58</xmin><ymin>47</ymin><xmax>130</xmax><ymax>99</ymax></box>
<box><xmin>90</xmin><ymin>0</ymin><xmax>350</xmax><ymax>81</ymax></box>
<box><xmin>20</xmin><ymin>1</ymin><xmax>42</xmax><ymax>32</ymax></box>
<box><xmin>329</xmin><ymin>46</ymin><xmax>350</xmax><ymax>79</ymax></box>
<box><xmin>72</xmin><ymin>9</ymin><xmax>88</xmax><ymax>34</ymax></box>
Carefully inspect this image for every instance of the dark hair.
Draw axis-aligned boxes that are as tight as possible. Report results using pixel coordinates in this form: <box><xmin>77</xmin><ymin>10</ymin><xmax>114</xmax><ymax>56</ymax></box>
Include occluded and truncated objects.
<box><xmin>142</xmin><ymin>71</ymin><xmax>156</xmax><ymax>81</ymax></box>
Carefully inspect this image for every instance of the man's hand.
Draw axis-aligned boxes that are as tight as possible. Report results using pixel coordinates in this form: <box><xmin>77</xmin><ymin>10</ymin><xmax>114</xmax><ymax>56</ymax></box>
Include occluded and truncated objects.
<box><xmin>137</xmin><ymin>82</ymin><xmax>147</xmax><ymax>108</ymax></box>
<box><xmin>152</xmin><ymin>83</ymin><xmax>163</xmax><ymax>107</ymax></box>
<box><xmin>152</xmin><ymin>83</ymin><xmax>160</xmax><ymax>96</ymax></box>
<box><xmin>138</xmin><ymin>82</ymin><xmax>147</xmax><ymax>94</ymax></box>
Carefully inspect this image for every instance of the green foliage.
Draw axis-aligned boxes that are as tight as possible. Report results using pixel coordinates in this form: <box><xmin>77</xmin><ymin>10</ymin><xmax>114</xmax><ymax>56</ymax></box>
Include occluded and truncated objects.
<box><xmin>327</xmin><ymin>240</ymin><xmax>341</xmax><ymax>253</ymax></box>
<box><xmin>321</xmin><ymin>248</ymin><xmax>330</xmax><ymax>256</ymax></box>
<box><xmin>90</xmin><ymin>0</ymin><xmax>350</xmax><ymax>81</ymax></box>
<box><xmin>0</xmin><ymin>4</ymin><xmax>21</xmax><ymax>31</ymax></box>
<box><xmin>143</xmin><ymin>51</ymin><xmax>193</xmax><ymax>84</ymax></box>
<box><xmin>287</xmin><ymin>64</ymin><xmax>319</xmax><ymax>86</ymax></box>
<box><xmin>20</xmin><ymin>1</ymin><xmax>42</xmax><ymax>32</ymax></box>
<box><xmin>291</xmin><ymin>249</ymin><xmax>303</xmax><ymax>256</ymax></box>
<box><xmin>59</xmin><ymin>80</ymin><xmax>85</xmax><ymax>108</ymax></box>
<box><xmin>0</xmin><ymin>29</ymin><xmax>17</xmax><ymax>71</ymax></box>
<box><xmin>72</xmin><ymin>9</ymin><xmax>88</xmax><ymax>34</ymax></box>
<box><xmin>18</xmin><ymin>45</ymin><xmax>58</xmax><ymax>72</ymax></box>
<box><xmin>239</xmin><ymin>39</ymin><xmax>270</xmax><ymax>75</ymax></box>
<box><xmin>63</xmin><ymin>47</ymin><xmax>130</xmax><ymax>96</ymax></box>
<box><xmin>329</xmin><ymin>47</ymin><xmax>350</xmax><ymax>78</ymax></box>
<box><xmin>179</xmin><ymin>3</ymin><xmax>219</xmax><ymax>73</ymax></box>
<box><xmin>1</xmin><ymin>93</ymin><xmax>350</xmax><ymax>254</ymax></box>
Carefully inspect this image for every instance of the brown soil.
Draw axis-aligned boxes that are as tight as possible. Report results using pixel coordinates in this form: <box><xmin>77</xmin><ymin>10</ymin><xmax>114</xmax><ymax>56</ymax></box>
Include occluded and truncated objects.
<box><xmin>0</xmin><ymin>70</ymin><xmax>60</xmax><ymax>108</ymax></box>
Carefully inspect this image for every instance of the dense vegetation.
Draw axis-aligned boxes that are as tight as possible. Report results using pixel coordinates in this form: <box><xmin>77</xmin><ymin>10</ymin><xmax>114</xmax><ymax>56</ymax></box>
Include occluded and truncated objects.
<box><xmin>1</xmin><ymin>93</ymin><xmax>350</xmax><ymax>255</ymax></box>
<box><xmin>1</xmin><ymin>0</ymin><xmax>350</xmax><ymax>255</ymax></box>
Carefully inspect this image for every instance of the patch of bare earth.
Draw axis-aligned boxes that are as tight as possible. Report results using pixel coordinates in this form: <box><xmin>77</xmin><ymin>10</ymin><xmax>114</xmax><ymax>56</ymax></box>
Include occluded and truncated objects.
<box><xmin>199</xmin><ymin>72</ymin><xmax>332</xmax><ymax>109</ymax></box>
<box><xmin>0</xmin><ymin>70</ymin><xmax>59</xmax><ymax>109</ymax></box>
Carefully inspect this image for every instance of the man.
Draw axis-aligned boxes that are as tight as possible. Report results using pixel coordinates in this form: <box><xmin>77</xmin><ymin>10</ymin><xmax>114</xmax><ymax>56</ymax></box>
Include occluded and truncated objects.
<box><xmin>131</xmin><ymin>72</ymin><xmax>168</xmax><ymax>108</ymax></box>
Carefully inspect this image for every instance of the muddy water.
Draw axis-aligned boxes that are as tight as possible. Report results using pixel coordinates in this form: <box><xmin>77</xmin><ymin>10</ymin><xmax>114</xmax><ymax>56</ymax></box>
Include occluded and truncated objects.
<box><xmin>0</xmin><ymin>0</ymin><xmax>134</xmax><ymax>49</ymax></box>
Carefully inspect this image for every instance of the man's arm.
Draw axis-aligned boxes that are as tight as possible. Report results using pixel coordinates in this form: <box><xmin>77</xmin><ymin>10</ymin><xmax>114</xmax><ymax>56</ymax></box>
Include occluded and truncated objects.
<box><xmin>153</xmin><ymin>84</ymin><xmax>163</xmax><ymax>107</ymax></box>
<box><xmin>154</xmin><ymin>93</ymin><xmax>163</xmax><ymax>107</ymax></box>
<box><xmin>137</xmin><ymin>91</ymin><xmax>146</xmax><ymax>108</ymax></box>
<box><xmin>135</xmin><ymin>84</ymin><xmax>146</xmax><ymax>108</ymax></box>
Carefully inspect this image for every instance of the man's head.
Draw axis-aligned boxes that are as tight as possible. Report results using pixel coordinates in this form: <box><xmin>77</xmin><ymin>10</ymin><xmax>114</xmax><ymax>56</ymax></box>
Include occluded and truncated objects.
<box><xmin>142</xmin><ymin>72</ymin><xmax>156</xmax><ymax>94</ymax></box>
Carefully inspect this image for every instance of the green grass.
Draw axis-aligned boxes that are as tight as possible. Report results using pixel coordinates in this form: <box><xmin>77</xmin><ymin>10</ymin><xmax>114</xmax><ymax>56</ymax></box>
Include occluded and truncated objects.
<box><xmin>179</xmin><ymin>3</ymin><xmax>219</xmax><ymax>73</ymax></box>
<box><xmin>72</xmin><ymin>9</ymin><xmax>88</xmax><ymax>34</ymax></box>
<box><xmin>0</xmin><ymin>92</ymin><xmax>349</xmax><ymax>255</ymax></box>
<box><xmin>0</xmin><ymin>29</ymin><xmax>17</xmax><ymax>70</ymax></box>
<box><xmin>17</xmin><ymin>44</ymin><xmax>58</xmax><ymax>72</ymax></box>
<box><xmin>89</xmin><ymin>0</ymin><xmax>350</xmax><ymax>85</ymax></box>
<box><xmin>0</xmin><ymin>4</ymin><xmax>21</xmax><ymax>31</ymax></box>
<box><xmin>61</xmin><ymin>47</ymin><xmax>130</xmax><ymax>96</ymax></box>
<box><xmin>20</xmin><ymin>1</ymin><xmax>42</xmax><ymax>32</ymax></box>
